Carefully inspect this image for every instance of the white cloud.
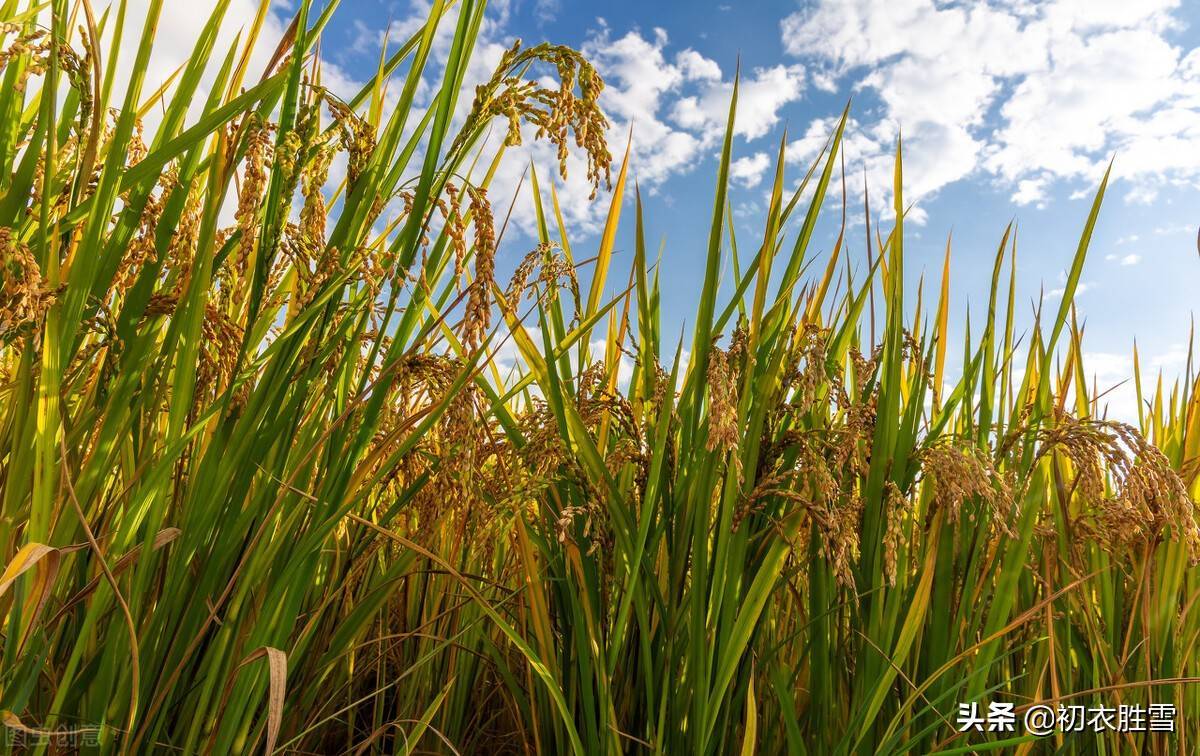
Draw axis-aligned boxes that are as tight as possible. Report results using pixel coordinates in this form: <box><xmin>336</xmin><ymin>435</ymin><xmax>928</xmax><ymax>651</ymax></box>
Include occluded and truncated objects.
<box><xmin>80</xmin><ymin>0</ymin><xmax>361</xmax><ymax>127</ymax></box>
<box><xmin>1150</xmin><ymin>344</ymin><xmax>1189</xmax><ymax>369</ymax></box>
<box><xmin>474</xmin><ymin>26</ymin><xmax>806</xmax><ymax>237</ymax></box>
<box><xmin>781</xmin><ymin>0</ymin><xmax>1200</xmax><ymax>211</ymax></box>
<box><xmin>534</xmin><ymin>0</ymin><xmax>560</xmax><ymax>25</ymax></box>
<box><xmin>101</xmin><ymin>3</ymin><xmax>802</xmax><ymax>242</ymax></box>
<box><xmin>1083</xmin><ymin>351</ymin><xmax>1132</xmax><ymax>381</ymax></box>
<box><xmin>333</xmin><ymin>16</ymin><xmax>730</xmax><ymax>239</ymax></box>
<box><xmin>1154</xmin><ymin>222</ymin><xmax>1193</xmax><ymax>236</ymax></box>
<box><xmin>783</xmin><ymin>115</ymin><xmax>964</xmax><ymax>224</ymax></box>
<box><xmin>670</xmin><ymin>63</ymin><xmax>806</xmax><ymax>140</ymax></box>
<box><xmin>676</xmin><ymin>49</ymin><xmax>722</xmax><ymax>82</ymax></box>
<box><xmin>1012</xmin><ymin>177</ymin><xmax>1049</xmax><ymax>207</ymax></box>
<box><xmin>729</xmin><ymin>152</ymin><xmax>771</xmax><ymax>188</ymax></box>
<box><xmin>51</xmin><ymin>0</ymin><xmax>365</xmax><ymax>233</ymax></box>
<box><xmin>1048</xmin><ymin>279</ymin><xmax>1094</xmax><ymax>299</ymax></box>
<box><xmin>1077</xmin><ymin>341</ymin><xmax>1189</xmax><ymax>423</ymax></box>
<box><xmin>1081</xmin><ymin>351</ymin><xmax>1137</xmax><ymax>421</ymax></box>
<box><xmin>1104</xmin><ymin>252</ymin><xmax>1142</xmax><ymax>265</ymax></box>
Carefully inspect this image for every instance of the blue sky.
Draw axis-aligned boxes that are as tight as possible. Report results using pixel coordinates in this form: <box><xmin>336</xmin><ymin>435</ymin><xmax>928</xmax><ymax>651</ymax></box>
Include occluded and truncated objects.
<box><xmin>137</xmin><ymin>0</ymin><xmax>1200</xmax><ymax>416</ymax></box>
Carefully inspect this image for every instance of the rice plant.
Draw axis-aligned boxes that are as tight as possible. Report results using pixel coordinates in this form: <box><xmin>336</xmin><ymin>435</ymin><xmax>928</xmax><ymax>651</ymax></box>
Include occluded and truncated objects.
<box><xmin>2</xmin><ymin>0</ymin><xmax>1200</xmax><ymax>753</ymax></box>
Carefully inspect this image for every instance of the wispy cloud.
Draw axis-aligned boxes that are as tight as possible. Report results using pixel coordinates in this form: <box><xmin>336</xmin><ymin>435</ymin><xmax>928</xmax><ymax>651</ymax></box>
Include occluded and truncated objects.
<box><xmin>1048</xmin><ymin>269</ymin><xmax>1095</xmax><ymax>299</ymax></box>
<box><xmin>1105</xmin><ymin>252</ymin><xmax>1143</xmax><ymax>265</ymax></box>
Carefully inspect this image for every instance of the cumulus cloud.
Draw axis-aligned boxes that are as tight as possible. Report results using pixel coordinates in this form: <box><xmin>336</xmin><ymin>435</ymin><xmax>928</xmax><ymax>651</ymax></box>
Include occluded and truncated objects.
<box><xmin>116</xmin><ymin>0</ymin><xmax>818</xmax><ymax>240</ymax></box>
<box><xmin>729</xmin><ymin>152</ymin><xmax>771</xmax><ymax>188</ymax></box>
<box><xmin>670</xmin><ymin>63</ymin><xmax>806</xmax><ymax>140</ymax></box>
<box><xmin>1012</xmin><ymin>177</ymin><xmax>1050</xmax><ymax>207</ymax></box>
<box><xmin>334</xmin><ymin>12</ymin><xmax>730</xmax><ymax>238</ymax></box>
<box><xmin>783</xmin><ymin>115</ymin><xmax>965</xmax><ymax>224</ymax></box>
<box><xmin>676</xmin><ymin>49</ymin><xmax>722</xmax><ymax>82</ymax></box>
<box><xmin>468</xmin><ymin>23</ymin><xmax>807</xmax><ymax>237</ymax></box>
<box><xmin>780</xmin><ymin>0</ymin><xmax>1200</xmax><ymax>214</ymax></box>
<box><xmin>580</xmin><ymin>28</ymin><xmax>805</xmax><ymax>180</ymax></box>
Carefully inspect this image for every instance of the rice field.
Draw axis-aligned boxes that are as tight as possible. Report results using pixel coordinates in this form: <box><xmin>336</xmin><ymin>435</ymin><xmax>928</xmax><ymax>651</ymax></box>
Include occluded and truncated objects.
<box><xmin>2</xmin><ymin>0</ymin><xmax>1200</xmax><ymax>753</ymax></box>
